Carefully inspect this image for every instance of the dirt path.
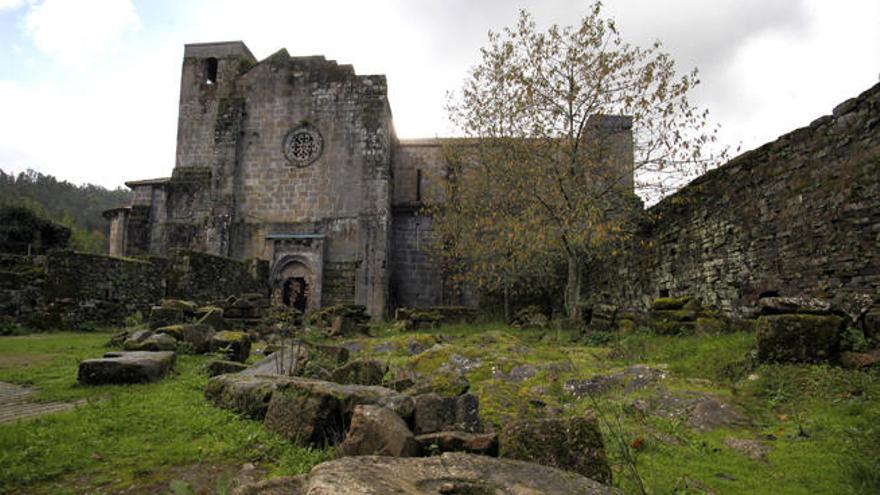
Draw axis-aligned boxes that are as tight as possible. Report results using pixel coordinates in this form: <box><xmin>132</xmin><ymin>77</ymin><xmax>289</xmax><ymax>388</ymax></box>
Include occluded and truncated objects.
<box><xmin>0</xmin><ymin>381</ymin><xmax>80</xmax><ymax>424</ymax></box>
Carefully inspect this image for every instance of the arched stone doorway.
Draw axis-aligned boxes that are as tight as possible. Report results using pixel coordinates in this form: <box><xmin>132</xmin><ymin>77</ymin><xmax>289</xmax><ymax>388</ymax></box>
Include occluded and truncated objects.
<box><xmin>282</xmin><ymin>276</ymin><xmax>309</xmax><ymax>312</ymax></box>
<box><xmin>271</xmin><ymin>257</ymin><xmax>316</xmax><ymax>312</ymax></box>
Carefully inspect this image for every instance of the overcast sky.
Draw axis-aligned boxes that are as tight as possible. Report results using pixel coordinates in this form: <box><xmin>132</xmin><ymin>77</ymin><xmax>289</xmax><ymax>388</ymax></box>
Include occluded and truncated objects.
<box><xmin>0</xmin><ymin>0</ymin><xmax>878</xmax><ymax>189</ymax></box>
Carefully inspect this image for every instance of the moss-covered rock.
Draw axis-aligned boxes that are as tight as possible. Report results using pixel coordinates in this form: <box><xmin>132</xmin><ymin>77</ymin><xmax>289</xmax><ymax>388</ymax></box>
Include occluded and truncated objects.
<box><xmin>651</xmin><ymin>296</ymin><xmax>694</xmax><ymax>311</ymax></box>
<box><xmin>149</xmin><ymin>306</ymin><xmax>185</xmax><ymax>330</ymax></box>
<box><xmin>155</xmin><ymin>323</ymin><xmax>214</xmax><ymax>353</ymax></box>
<box><xmin>195</xmin><ymin>306</ymin><xmax>225</xmax><ymax>330</ymax></box>
<box><xmin>336</xmin><ymin>404</ymin><xmax>420</xmax><ymax>458</ymax></box>
<box><xmin>263</xmin><ymin>378</ymin><xmax>415</xmax><ymax>446</ymax></box>
<box><xmin>210</xmin><ymin>330</ymin><xmax>251</xmax><ymax>362</ymax></box>
<box><xmin>756</xmin><ymin>314</ymin><xmax>844</xmax><ymax>363</ymax></box>
<box><xmin>696</xmin><ymin>317</ymin><xmax>729</xmax><ymax>335</ymax></box>
<box><xmin>78</xmin><ymin>351</ymin><xmax>176</xmax><ymax>385</ymax></box>
<box><xmin>206</xmin><ymin>359</ymin><xmax>248</xmax><ymax>377</ymax></box>
<box><xmin>864</xmin><ymin>306</ymin><xmax>880</xmax><ymax>346</ymax></box>
<box><xmin>123</xmin><ymin>332</ymin><xmax>177</xmax><ymax>351</ymax></box>
<box><xmin>331</xmin><ymin>359</ymin><xmax>387</xmax><ymax>386</ymax></box>
<box><xmin>412</xmin><ymin>393</ymin><xmax>482</xmax><ymax>435</ymax></box>
<box><xmin>160</xmin><ymin>298</ymin><xmax>198</xmax><ymax>314</ymax></box>
<box><xmin>499</xmin><ymin>414</ymin><xmax>611</xmax><ymax>485</ymax></box>
<box><xmin>205</xmin><ymin>374</ymin><xmax>286</xmax><ymax>419</ymax></box>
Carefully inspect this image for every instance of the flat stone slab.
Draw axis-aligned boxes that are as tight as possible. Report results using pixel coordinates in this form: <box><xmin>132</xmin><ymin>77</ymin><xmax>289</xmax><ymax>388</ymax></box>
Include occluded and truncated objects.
<box><xmin>233</xmin><ymin>452</ymin><xmax>620</xmax><ymax>495</ymax></box>
<box><xmin>0</xmin><ymin>382</ymin><xmax>81</xmax><ymax>424</ymax></box>
<box><xmin>631</xmin><ymin>390</ymin><xmax>748</xmax><ymax>432</ymax></box>
<box><xmin>78</xmin><ymin>351</ymin><xmax>176</xmax><ymax>385</ymax></box>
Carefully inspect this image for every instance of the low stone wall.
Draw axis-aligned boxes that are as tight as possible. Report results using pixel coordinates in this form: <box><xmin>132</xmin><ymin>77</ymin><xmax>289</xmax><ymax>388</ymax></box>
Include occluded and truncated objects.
<box><xmin>165</xmin><ymin>248</ymin><xmax>268</xmax><ymax>303</ymax></box>
<box><xmin>43</xmin><ymin>251</ymin><xmax>166</xmax><ymax>327</ymax></box>
<box><xmin>0</xmin><ymin>249</ymin><xmax>268</xmax><ymax>329</ymax></box>
<box><xmin>0</xmin><ymin>254</ymin><xmax>46</xmax><ymax>328</ymax></box>
<box><xmin>586</xmin><ymin>83</ymin><xmax>880</xmax><ymax>318</ymax></box>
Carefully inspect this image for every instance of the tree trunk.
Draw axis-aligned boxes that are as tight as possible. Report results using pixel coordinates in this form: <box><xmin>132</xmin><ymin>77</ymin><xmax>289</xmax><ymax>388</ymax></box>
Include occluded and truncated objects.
<box><xmin>564</xmin><ymin>255</ymin><xmax>583</xmax><ymax>322</ymax></box>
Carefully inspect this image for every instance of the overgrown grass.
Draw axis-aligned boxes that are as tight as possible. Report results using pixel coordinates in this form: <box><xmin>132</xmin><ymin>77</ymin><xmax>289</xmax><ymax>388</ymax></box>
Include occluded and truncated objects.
<box><xmin>0</xmin><ymin>333</ymin><xmax>332</xmax><ymax>494</ymax></box>
<box><xmin>2</xmin><ymin>326</ymin><xmax>878</xmax><ymax>494</ymax></box>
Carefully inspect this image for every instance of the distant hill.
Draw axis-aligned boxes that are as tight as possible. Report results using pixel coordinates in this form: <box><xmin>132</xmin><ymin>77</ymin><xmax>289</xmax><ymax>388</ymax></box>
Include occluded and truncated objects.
<box><xmin>0</xmin><ymin>169</ymin><xmax>131</xmax><ymax>253</ymax></box>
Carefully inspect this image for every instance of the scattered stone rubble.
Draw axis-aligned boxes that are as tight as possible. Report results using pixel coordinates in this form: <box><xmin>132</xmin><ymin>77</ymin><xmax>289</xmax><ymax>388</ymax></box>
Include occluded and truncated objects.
<box><xmin>198</xmin><ymin>313</ymin><xmax>617</xmax><ymax>491</ymax></box>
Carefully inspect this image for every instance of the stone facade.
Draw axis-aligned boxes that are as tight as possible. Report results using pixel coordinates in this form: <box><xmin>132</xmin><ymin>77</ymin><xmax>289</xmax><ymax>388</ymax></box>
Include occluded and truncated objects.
<box><xmin>106</xmin><ymin>41</ymin><xmax>635</xmax><ymax>320</ymax></box>
<box><xmin>585</xmin><ymin>83</ymin><xmax>880</xmax><ymax>318</ymax></box>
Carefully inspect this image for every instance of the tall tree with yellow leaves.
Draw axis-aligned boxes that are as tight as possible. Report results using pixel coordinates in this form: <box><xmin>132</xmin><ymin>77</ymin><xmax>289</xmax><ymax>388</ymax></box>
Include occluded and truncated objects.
<box><xmin>433</xmin><ymin>3</ymin><xmax>726</xmax><ymax>321</ymax></box>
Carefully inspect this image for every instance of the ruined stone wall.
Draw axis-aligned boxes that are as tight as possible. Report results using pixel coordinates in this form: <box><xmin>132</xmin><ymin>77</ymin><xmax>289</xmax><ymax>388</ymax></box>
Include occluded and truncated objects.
<box><xmin>43</xmin><ymin>251</ymin><xmax>166</xmax><ymax>327</ymax></box>
<box><xmin>165</xmin><ymin>248</ymin><xmax>267</xmax><ymax>303</ymax></box>
<box><xmin>0</xmin><ymin>254</ymin><xmax>46</xmax><ymax>328</ymax></box>
<box><xmin>586</xmin><ymin>83</ymin><xmax>880</xmax><ymax>317</ymax></box>
<box><xmin>1</xmin><ymin>249</ymin><xmax>265</xmax><ymax>329</ymax></box>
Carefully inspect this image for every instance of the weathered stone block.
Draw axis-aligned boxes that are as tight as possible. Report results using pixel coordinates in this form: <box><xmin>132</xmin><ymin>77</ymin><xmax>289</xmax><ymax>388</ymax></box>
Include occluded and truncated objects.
<box><xmin>149</xmin><ymin>306</ymin><xmax>184</xmax><ymax>330</ymax></box>
<box><xmin>160</xmin><ymin>298</ymin><xmax>198</xmax><ymax>314</ymax></box>
<box><xmin>78</xmin><ymin>351</ymin><xmax>175</xmax><ymax>385</ymax></box>
<box><xmin>651</xmin><ymin>297</ymin><xmax>694</xmax><ymax>311</ymax></box>
<box><xmin>330</xmin><ymin>359</ymin><xmax>386</xmax><ymax>386</ymax></box>
<box><xmin>123</xmin><ymin>332</ymin><xmax>176</xmax><ymax>351</ymax></box>
<box><xmin>759</xmin><ymin>296</ymin><xmax>834</xmax><ymax>315</ymax></box>
<box><xmin>206</xmin><ymin>359</ymin><xmax>248</xmax><ymax>377</ymax></box>
<box><xmin>756</xmin><ymin>314</ymin><xmax>844</xmax><ymax>363</ymax></box>
<box><xmin>499</xmin><ymin>414</ymin><xmax>612</xmax><ymax>485</ymax></box>
<box><xmin>412</xmin><ymin>393</ymin><xmax>481</xmax><ymax>435</ymax></box>
<box><xmin>210</xmin><ymin>330</ymin><xmax>251</xmax><ymax>362</ymax></box>
<box><xmin>336</xmin><ymin>405</ymin><xmax>419</xmax><ymax>457</ymax></box>
<box><xmin>206</xmin><ymin>374</ymin><xmax>287</xmax><ymax>419</ymax></box>
<box><xmin>156</xmin><ymin>323</ymin><xmax>215</xmax><ymax>353</ymax></box>
<box><xmin>195</xmin><ymin>306</ymin><xmax>225</xmax><ymax>330</ymax></box>
<box><xmin>263</xmin><ymin>378</ymin><xmax>415</xmax><ymax>446</ymax></box>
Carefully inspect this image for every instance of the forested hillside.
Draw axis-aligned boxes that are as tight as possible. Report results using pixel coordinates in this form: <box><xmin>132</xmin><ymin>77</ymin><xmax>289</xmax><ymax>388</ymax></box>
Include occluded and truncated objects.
<box><xmin>0</xmin><ymin>169</ymin><xmax>131</xmax><ymax>253</ymax></box>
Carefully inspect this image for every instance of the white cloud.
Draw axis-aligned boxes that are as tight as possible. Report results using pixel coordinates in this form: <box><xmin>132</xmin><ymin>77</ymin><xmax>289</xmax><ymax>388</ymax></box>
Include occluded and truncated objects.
<box><xmin>0</xmin><ymin>0</ymin><xmax>25</xmax><ymax>10</ymax></box>
<box><xmin>24</xmin><ymin>0</ymin><xmax>140</xmax><ymax>67</ymax></box>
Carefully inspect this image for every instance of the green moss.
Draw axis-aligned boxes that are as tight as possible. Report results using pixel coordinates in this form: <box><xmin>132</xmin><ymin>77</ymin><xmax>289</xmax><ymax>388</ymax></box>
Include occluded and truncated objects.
<box><xmin>650</xmin><ymin>309</ymin><xmax>698</xmax><ymax>322</ymax></box>
<box><xmin>696</xmin><ymin>317</ymin><xmax>728</xmax><ymax>335</ymax></box>
<box><xmin>652</xmin><ymin>296</ymin><xmax>694</xmax><ymax>310</ymax></box>
<box><xmin>756</xmin><ymin>314</ymin><xmax>844</xmax><ymax>363</ymax></box>
<box><xmin>213</xmin><ymin>331</ymin><xmax>248</xmax><ymax>343</ymax></box>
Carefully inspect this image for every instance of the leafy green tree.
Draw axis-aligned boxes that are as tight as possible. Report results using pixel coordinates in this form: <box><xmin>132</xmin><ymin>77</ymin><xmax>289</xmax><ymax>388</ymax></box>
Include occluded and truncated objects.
<box><xmin>434</xmin><ymin>3</ymin><xmax>726</xmax><ymax>321</ymax></box>
<box><xmin>0</xmin><ymin>169</ymin><xmax>130</xmax><ymax>254</ymax></box>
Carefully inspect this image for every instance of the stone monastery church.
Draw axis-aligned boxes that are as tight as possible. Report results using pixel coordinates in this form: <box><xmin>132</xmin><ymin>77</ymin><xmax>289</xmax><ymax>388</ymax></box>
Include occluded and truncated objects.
<box><xmin>105</xmin><ymin>41</ymin><xmax>634</xmax><ymax>318</ymax></box>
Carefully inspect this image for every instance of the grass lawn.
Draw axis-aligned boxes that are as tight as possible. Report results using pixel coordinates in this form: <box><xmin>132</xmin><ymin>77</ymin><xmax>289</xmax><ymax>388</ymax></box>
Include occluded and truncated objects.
<box><xmin>0</xmin><ymin>332</ymin><xmax>331</xmax><ymax>494</ymax></box>
<box><xmin>0</xmin><ymin>326</ymin><xmax>878</xmax><ymax>494</ymax></box>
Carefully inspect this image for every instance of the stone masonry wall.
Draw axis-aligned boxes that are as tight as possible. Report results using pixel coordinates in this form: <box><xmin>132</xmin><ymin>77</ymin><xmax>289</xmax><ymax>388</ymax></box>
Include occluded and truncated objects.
<box><xmin>1</xmin><ymin>249</ymin><xmax>265</xmax><ymax>329</ymax></box>
<box><xmin>165</xmin><ymin>248</ymin><xmax>267</xmax><ymax>303</ymax></box>
<box><xmin>390</xmin><ymin>141</ymin><xmax>450</xmax><ymax>308</ymax></box>
<box><xmin>391</xmin><ymin>209</ymin><xmax>443</xmax><ymax>308</ymax></box>
<box><xmin>43</xmin><ymin>251</ymin><xmax>166</xmax><ymax>328</ymax></box>
<box><xmin>586</xmin><ymin>83</ymin><xmax>880</xmax><ymax>317</ymax></box>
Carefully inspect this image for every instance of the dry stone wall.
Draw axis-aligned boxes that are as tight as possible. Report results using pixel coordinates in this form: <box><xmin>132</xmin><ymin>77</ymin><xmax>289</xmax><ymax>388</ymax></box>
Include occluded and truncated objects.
<box><xmin>0</xmin><ymin>249</ymin><xmax>266</xmax><ymax>329</ymax></box>
<box><xmin>586</xmin><ymin>83</ymin><xmax>880</xmax><ymax>317</ymax></box>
